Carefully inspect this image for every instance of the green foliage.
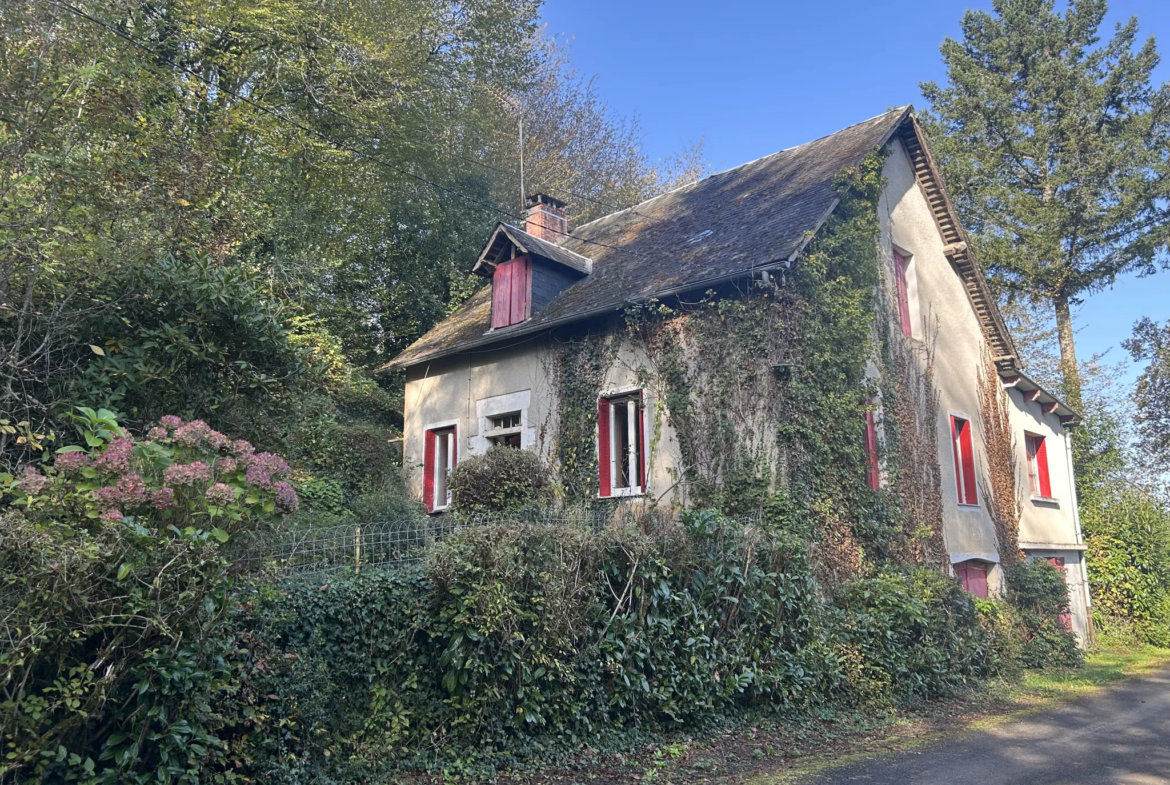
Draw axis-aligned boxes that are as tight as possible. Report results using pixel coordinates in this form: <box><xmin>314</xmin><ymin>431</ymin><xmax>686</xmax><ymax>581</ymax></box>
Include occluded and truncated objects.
<box><xmin>448</xmin><ymin>446</ymin><xmax>555</xmax><ymax>513</ymax></box>
<box><xmin>71</xmin><ymin>256</ymin><xmax>310</xmax><ymax>429</ymax></box>
<box><xmin>833</xmin><ymin>569</ymin><xmax>991</xmax><ymax>703</ymax></box>
<box><xmin>1003</xmin><ymin>560</ymin><xmax>1083</xmax><ymax>668</ymax></box>
<box><xmin>1082</xmin><ymin>484</ymin><xmax>1170</xmax><ymax>646</ymax></box>
<box><xmin>218</xmin><ymin>510</ymin><xmax>998</xmax><ymax>779</ymax></box>
<box><xmin>552</xmin><ymin>331</ymin><xmax>619</xmax><ymax>505</ymax></box>
<box><xmin>1125</xmin><ymin>318</ymin><xmax>1170</xmax><ymax>470</ymax></box>
<box><xmin>0</xmin><ymin>412</ymin><xmax>294</xmax><ymax>783</ymax></box>
<box><xmin>921</xmin><ymin>0</ymin><xmax>1170</xmax><ymax>406</ymax></box>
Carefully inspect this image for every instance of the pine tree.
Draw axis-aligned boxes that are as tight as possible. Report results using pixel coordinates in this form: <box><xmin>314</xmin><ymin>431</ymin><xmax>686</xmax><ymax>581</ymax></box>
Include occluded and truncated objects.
<box><xmin>921</xmin><ymin>0</ymin><xmax>1170</xmax><ymax>410</ymax></box>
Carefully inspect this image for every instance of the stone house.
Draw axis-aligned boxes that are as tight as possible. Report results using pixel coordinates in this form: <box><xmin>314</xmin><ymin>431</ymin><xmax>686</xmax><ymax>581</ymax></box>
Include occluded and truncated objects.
<box><xmin>382</xmin><ymin>106</ymin><xmax>1092</xmax><ymax>642</ymax></box>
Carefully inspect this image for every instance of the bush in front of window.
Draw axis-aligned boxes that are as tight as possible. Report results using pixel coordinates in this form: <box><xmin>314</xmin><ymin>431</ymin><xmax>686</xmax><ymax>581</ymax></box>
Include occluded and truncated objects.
<box><xmin>447</xmin><ymin>445</ymin><xmax>554</xmax><ymax>513</ymax></box>
<box><xmin>1002</xmin><ymin>559</ymin><xmax>1083</xmax><ymax>668</ymax></box>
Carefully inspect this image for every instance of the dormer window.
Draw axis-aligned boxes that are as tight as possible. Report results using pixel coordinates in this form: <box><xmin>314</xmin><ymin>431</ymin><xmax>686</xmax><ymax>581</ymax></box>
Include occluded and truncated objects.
<box><xmin>491</xmin><ymin>255</ymin><xmax>532</xmax><ymax>328</ymax></box>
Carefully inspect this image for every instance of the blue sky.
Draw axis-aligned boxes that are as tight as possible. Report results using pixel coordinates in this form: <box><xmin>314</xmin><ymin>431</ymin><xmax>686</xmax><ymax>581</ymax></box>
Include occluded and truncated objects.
<box><xmin>540</xmin><ymin>0</ymin><xmax>1170</xmax><ymax>388</ymax></box>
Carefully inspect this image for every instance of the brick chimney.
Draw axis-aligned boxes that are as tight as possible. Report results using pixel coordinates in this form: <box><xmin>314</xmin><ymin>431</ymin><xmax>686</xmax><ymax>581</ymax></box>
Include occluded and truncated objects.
<box><xmin>524</xmin><ymin>193</ymin><xmax>568</xmax><ymax>242</ymax></box>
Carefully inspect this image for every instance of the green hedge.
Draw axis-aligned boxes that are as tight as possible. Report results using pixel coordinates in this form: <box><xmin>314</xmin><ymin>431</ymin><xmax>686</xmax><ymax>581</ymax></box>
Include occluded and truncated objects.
<box><xmin>219</xmin><ymin>510</ymin><xmax>1001</xmax><ymax>780</ymax></box>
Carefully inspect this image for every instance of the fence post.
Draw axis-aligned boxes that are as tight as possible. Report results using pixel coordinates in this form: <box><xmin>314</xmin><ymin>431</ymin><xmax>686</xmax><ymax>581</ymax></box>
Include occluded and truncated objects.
<box><xmin>355</xmin><ymin>525</ymin><xmax>362</xmax><ymax>574</ymax></box>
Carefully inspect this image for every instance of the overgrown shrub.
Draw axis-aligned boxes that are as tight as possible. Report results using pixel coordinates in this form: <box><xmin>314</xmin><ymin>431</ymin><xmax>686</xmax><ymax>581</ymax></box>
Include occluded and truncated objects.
<box><xmin>1082</xmin><ymin>484</ymin><xmax>1170</xmax><ymax>646</ymax></box>
<box><xmin>833</xmin><ymin>568</ymin><xmax>991</xmax><ymax>703</ymax></box>
<box><xmin>220</xmin><ymin>509</ymin><xmax>996</xmax><ymax>779</ymax></box>
<box><xmin>0</xmin><ymin>408</ymin><xmax>296</xmax><ymax>783</ymax></box>
<box><xmin>448</xmin><ymin>446</ymin><xmax>554</xmax><ymax>513</ymax></box>
<box><xmin>1003</xmin><ymin>559</ymin><xmax>1083</xmax><ymax>668</ymax></box>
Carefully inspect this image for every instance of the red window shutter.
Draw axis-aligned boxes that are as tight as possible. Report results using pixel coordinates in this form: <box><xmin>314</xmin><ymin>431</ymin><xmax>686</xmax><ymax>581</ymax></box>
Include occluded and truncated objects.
<box><xmin>894</xmin><ymin>251</ymin><xmax>911</xmax><ymax>336</ymax></box>
<box><xmin>969</xmin><ymin>563</ymin><xmax>988</xmax><ymax>598</ymax></box>
<box><xmin>954</xmin><ymin>562</ymin><xmax>969</xmax><ymax>592</ymax></box>
<box><xmin>1036</xmin><ymin>436</ymin><xmax>1051</xmax><ymax>497</ymax></box>
<box><xmin>508</xmin><ymin>257</ymin><xmax>530</xmax><ymax>324</ymax></box>
<box><xmin>423</xmin><ymin>429</ymin><xmax>436</xmax><ymax>513</ymax></box>
<box><xmin>491</xmin><ymin>261</ymin><xmax>513</xmax><ymax>329</ymax></box>
<box><xmin>959</xmin><ymin>418</ymin><xmax>977</xmax><ymax>505</ymax></box>
<box><xmin>597</xmin><ymin>398</ymin><xmax>611</xmax><ymax>497</ymax></box>
<box><xmin>864</xmin><ymin>409</ymin><xmax>879</xmax><ymax>490</ymax></box>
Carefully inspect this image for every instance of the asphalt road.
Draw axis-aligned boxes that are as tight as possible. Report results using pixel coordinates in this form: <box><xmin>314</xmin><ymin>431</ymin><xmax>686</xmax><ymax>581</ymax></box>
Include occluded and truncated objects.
<box><xmin>810</xmin><ymin>667</ymin><xmax>1170</xmax><ymax>785</ymax></box>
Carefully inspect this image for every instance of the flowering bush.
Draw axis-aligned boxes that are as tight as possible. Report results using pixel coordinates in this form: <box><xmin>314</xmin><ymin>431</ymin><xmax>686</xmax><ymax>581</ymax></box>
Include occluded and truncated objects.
<box><xmin>0</xmin><ymin>407</ymin><xmax>297</xmax><ymax>783</ymax></box>
<box><xmin>7</xmin><ymin>408</ymin><xmax>297</xmax><ymax>531</ymax></box>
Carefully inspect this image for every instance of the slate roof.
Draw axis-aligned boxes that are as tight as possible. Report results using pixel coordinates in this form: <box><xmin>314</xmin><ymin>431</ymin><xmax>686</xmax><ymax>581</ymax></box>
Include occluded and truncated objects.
<box><xmin>383</xmin><ymin>106</ymin><xmax>913</xmax><ymax>371</ymax></box>
<box><xmin>473</xmin><ymin>223</ymin><xmax>593</xmax><ymax>275</ymax></box>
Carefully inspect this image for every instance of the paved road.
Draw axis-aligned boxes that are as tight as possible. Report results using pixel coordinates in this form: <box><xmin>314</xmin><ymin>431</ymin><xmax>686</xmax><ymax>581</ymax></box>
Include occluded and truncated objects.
<box><xmin>810</xmin><ymin>667</ymin><xmax>1170</xmax><ymax>785</ymax></box>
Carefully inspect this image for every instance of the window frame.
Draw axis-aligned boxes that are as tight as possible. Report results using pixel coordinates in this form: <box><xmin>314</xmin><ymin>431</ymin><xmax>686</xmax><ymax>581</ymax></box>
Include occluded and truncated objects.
<box><xmin>893</xmin><ymin>249</ymin><xmax>913</xmax><ymax>337</ymax></box>
<box><xmin>1024</xmin><ymin>432</ymin><xmax>1053</xmax><ymax>499</ymax></box>
<box><xmin>949</xmin><ymin>413</ymin><xmax>978</xmax><ymax>507</ymax></box>
<box><xmin>597</xmin><ymin>388</ymin><xmax>647</xmax><ymax>498</ymax></box>
<box><xmin>423</xmin><ymin>422</ymin><xmax>458</xmax><ymax>513</ymax></box>
<box><xmin>485</xmin><ymin>411</ymin><xmax>523</xmax><ymax>448</ymax></box>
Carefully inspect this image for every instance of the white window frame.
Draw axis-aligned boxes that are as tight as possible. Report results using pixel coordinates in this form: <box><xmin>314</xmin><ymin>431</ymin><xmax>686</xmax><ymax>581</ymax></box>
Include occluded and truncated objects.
<box><xmin>424</xmin><ymin>419</ymin><xmax>459</xmax><ymax>512</ymax></box>
<box><xmin>473</xmin><ymin>390</ymin><xmax>533</xmax><ymax>454</ymax></box>
<box><xmin>599</xmin><ymin>385</ymin><xmax>646</xmax><ymax>498</ymax></box>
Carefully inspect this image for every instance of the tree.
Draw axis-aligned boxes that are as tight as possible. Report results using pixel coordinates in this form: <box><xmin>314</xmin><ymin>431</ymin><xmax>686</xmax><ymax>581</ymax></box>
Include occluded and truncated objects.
<box><xmin>1125</xmin><ymin>317</ymin><xmax>1170</xmax><ymax>469</ymax></box>
<box><xmin>921</xmin><ymin>0</ymin><xmax>1170</xmax><ymax>409</ymax></box>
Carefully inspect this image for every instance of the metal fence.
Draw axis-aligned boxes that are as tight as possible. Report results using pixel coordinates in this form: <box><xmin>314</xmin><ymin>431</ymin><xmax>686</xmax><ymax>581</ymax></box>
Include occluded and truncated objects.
<box><xmin>235</xmin><ymin>507</ymin><xmax>660</xmax><ymax>576</ymax></box>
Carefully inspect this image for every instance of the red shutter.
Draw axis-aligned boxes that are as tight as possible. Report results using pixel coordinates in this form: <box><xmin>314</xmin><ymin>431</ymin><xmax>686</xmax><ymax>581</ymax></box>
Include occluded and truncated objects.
<box><xmin>492</xmin><ymin>261</ymin><xmax>513</xmax><ymax>329</ymax></box>
<box><xmin>894</xmin><ymin>251</ymin><xmax>911</xmax><ymax>336</ymax></box>
<box><xmin>508</xmin><ymin>257</ymin><xmax>527</xmax><ymax>324</ymax></box>
<box><xmin>423</xmin><ymin>429</ymin><xmax>436</xmax><ymax>513</ymax></box>
<box><xmin>954</xmin><ymin>562</ymin><xmax>968</xmax><ymax>592</ymax></box>
<box><xmin>597</xmin><ymin>398</ymin><xmax>611</xmax><ymax>497</ymax></box>
<box><xmin>864</xmin><ymin>409</ymin><xmax>879</xmax><ymax>490</ymax></box>
<box><xmin>1036</xmin><ymin>436</ymin><xmax>1051</xmax><ymax>498</ymax></box>
<box><xmin>959</xmin><ymin>418</ymin><xmax>977</xmax><ymax>505</ymax></box>
<box><xmin>969</xmin><ymin>563</ymin><xmax>988</xmax><ymax>598</ymax></box>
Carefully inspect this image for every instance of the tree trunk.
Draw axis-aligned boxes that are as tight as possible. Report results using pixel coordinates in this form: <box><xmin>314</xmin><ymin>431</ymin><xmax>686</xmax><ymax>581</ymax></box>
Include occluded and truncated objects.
<box><xmin>1053</xmin><ymin>291</ymin><xmax>1083</xmax><ymax>411</ymax></box>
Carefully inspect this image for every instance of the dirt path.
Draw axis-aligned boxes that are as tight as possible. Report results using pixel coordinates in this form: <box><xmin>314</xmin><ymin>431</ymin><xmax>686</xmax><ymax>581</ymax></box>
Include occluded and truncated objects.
<box><xmin>777</xmin><ymin>666</ymin><xmax>1170</xmax><ymax>785</ymax></box>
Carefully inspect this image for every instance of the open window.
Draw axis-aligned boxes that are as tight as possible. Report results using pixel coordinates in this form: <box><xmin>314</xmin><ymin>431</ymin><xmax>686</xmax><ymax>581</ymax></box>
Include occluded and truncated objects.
<box><xmin>491</xmin><ymin>255</ymin><xmax>532</xmax><ymax>329</ymax></box>
<box><xmin>864</xmin><ymin>404</ymin><xmax>880</xmax><ymax>490</ymax></box>
<box><xmin>1025</xmin><ymin>433</ymin><xmax>1052</xmax><ymax>498</ymax></box>
<box><xmin>950</xmin><ymin>415</ymin><xmax>978</xmax><ymax>506</ymax></box>
<box><xmin>953</xmin><ymin>559</ymin><xmax>989</xmax><ymax>598</ymax></box>
<box><xmin>423</xmin><ymin>425</ymin><xmax>457</xmax><ymax>512</ymax></box>
<box><xmin>486</xmin><ymin>411</ymin><xmax>522</xmax><ymax>448</ymax></box>
<box><xmin>893</xmin><ymin>250</ymin><xmax>912</xmax><ymax>337</ymax></box>
<box><xmin>598</xmin><ymin>391</ymin><xmax>645</xmax><ymax>497</ymax></box>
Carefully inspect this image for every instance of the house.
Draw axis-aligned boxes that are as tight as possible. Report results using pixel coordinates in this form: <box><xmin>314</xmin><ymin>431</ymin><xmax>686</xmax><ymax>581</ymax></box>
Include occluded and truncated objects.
<box><xmin>382</xmin><ymin>106</ymin><xmax>1092</xmax><ymax>643</ymax></box>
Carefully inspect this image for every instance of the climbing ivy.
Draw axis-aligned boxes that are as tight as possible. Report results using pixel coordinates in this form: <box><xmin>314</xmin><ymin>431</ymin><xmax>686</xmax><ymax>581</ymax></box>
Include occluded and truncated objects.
<box><xmin>549</xmin><ymin>329</ymin><xmax>618</xmax><ymax>505</ymax></box>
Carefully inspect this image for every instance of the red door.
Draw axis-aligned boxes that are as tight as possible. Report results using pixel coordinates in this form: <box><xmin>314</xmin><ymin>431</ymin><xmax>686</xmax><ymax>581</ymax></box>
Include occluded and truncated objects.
<box><xmin>1047</xmin><ymin>557</ymin><xmax>1072</xmax><ymax>631</ymax></box>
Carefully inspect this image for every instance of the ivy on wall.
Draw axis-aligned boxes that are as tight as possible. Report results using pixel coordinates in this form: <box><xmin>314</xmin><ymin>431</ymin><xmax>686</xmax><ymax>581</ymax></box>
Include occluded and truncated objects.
<box><xmin>548</xmin><ymin>329</ymin><xmax>618</xmax><ymax>505</ymax></box>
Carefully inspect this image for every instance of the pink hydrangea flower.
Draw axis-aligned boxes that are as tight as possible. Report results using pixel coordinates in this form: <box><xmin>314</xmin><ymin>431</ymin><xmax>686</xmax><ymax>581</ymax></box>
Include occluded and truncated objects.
<box><xmin>244</xmin><ymin>464</ymin><xmax>272</xmax><ymax>488</ymax></box>
<box><xmin>205</xmin><ymin>482</ymin><xmax>235</xmax><ymax>506</ymax></box>
<box><xmin>273</xmin><ymin>481</ymin><xmax>299</xmax><ymax>514</ymax></box>
<box><xmin>159</xmin><ymin>415</ymin><xmax>184</xmax><ymax>431</ymax></box>
<box><xmin>93</xmin><ymin>486</ymin><xmax>123</xmax><ymax>507</ymax></box>
<box><xmin>206</xmin><ymin>430</ymin><xmax>231</xmax><ymax>452</ymax></box>
<box><xmin>146</xmin><ymin>426</ymin><xmax>168</xmax><ymax>442</ymax></box>
<box><xmin>247</xmin><ymin>452</ymin><xmax>291</xmax><ymax>478</ymax></box>
<box><xmin>92</xmin><ymin>438</ymin><xmax>133</xmax><ymax>475</ymax></box>
<box><xmin>216</xmin><ymin>457</ymin><xmax>238</xmax><ymax>475</ymax></box>
<box><xmin>230</xmin><ymin>439</ymin><xmax>255</xmax><ymax>457</ymax></box>
<box><xmin>117</xmin><ymin>473</ymin><xmax>148</xmax><ymax>508</ymax></box>
<box><xmin>163</xmin><ymin>461</ymin><xmax>212</xmax><ymax>486</ymax></box>
<box><xmin>150</xmin><ymin>488</ymin><xmax>176</xmax><ymax>510</ymax></box>
<box><xmin>99</xmin><ymin>509</ymin><xmax>124</xmax><ymax>522</ymax></box>
<box><xmin>173</xmin><ymin>420</ymin><xmax>211</xmax><ymax>448</ymax></box>
<box><xmin>55</xmin><ymin>451</ymin><xmax>91</xmax><ymax>475</ymax></box>
<box><xmin>18</xmin><ymin>466</ymin><xmax>49</xmax><ymax>495</ymax></box>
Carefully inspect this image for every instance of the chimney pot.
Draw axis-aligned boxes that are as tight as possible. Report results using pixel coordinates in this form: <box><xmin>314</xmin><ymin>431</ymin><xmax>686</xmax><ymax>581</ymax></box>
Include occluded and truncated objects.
<box><xmin>524</xmin><ymin>193</ymin><xmax>568</xmax><ymax>242</ymax></box>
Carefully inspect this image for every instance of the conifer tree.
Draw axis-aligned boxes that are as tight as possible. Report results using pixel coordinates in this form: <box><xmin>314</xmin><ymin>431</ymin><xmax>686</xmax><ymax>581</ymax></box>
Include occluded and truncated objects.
<box><xmin>921</xmin><ymin>0</ymin><xmax>1170</xmax><ymax>409</ymax></box>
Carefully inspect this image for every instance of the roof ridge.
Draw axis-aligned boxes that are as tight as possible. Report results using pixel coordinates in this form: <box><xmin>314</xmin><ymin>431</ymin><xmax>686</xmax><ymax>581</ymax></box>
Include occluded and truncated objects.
<box><xmin>564</xmin><ymin>105</ymin><xmax>913</xmax><ymax>242</ymax></box>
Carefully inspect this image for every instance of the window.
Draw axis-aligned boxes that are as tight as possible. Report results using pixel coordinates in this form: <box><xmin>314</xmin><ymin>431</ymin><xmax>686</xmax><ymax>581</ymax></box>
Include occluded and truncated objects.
<box><xmin>953</xmin><ymin>560</ymin><xmax>989</xmax><ymax>598</ymax></box>
<box><xmin>864</xmin><ymin>405</ymin><xmax>880</xmax><ymax>490</ymax></box>
<box><xmin>487</xmin><ymin>411</ymin><xmax>522</xmax><ymax>449</ymax></box>
<box><xmin>893</xmin><ymin>250</ymin><xmax>912</xmax><ymax>337</ymax></box>
<box><xmin>423</xmin><ymin>426</ymin><xmax>456</xmax><ymax>512</ymax></box>
<box><xmin>1025</xmin><ymin>433</ymin><xmax>1052</xmax><ymax>498</ymax></box>
<box><xmin>950</xmin><ymin>415</ymin><xmax>978</xmax><ymax>506</ymax></box>
<box><xmin>491</xmin><ymin>256</ymin><xmax>532</xmax><ymax>328</ymax></box>
<box><xmin>598</xmin><ymin>391</ymin><xmax>645</xmax><ymax>497</ymax></box>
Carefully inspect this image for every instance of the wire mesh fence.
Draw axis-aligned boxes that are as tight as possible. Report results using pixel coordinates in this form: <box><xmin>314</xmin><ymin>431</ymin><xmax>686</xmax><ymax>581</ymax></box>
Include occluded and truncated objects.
<box><xmin>234</xmin><ymin>506</ymin><xmax>673</xmax><ymax>577</ymax></box>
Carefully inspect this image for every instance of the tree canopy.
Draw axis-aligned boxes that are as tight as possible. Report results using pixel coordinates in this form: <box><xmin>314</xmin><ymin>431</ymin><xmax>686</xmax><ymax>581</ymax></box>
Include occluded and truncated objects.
<box><xmin>920</xmin><ymin>0</ymin><xmax>1170</xmax><ymax>408</ymax></box>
